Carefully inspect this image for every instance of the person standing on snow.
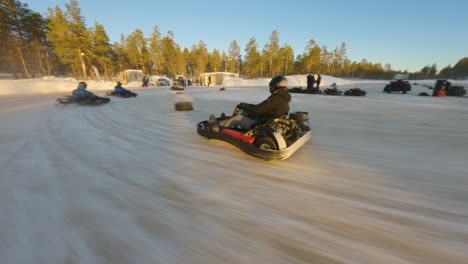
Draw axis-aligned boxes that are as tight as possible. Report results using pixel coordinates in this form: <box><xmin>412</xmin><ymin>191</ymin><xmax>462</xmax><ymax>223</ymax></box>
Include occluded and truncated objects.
<box><xmin>210</xmin><ymin>75</ymin><xmax>291</xmax><ymax>130</ymax></box>
<box><xmin>316</xmin><ymin>73</ymin><xmax>322</xmax><ymax>89</ymax></box>
<box><xmin>142</xmin><ymin>76</ymin><xmax>149</xmax><ymax>87</ymax></box>
<box><xmin>307</xmin><ymin>72</ymin><xmax>315</xmax><ymax>91</ymax></box>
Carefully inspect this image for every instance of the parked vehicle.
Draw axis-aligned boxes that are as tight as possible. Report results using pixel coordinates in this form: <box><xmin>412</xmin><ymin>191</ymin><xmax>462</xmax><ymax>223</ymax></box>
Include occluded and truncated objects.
<box><xmin>432</xmin><ymin>80</ymin><xmax>466</xmax><ymax>97</ymax></box>
<box><xmin>157</xmin><ymin>78</ymin><xmax>170</xmax><ymax>86</ymax></box>
<box><xmin>383</xmin><ymin>79</ymin><xmax>412</xmax><ymax>94</ymax></box>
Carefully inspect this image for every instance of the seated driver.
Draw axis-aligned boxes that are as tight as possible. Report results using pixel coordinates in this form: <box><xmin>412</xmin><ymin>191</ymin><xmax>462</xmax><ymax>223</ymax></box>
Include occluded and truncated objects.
<box><xmin>72</xmin><ymin>81</ymin><xmax>97</xmax><ymax>100</ymax></box>
<box><xmin>114</xmin><ymin>81</ymin><xmax>131</xmax><ymax>94</ymax></box>
<box><xmin>210</xmin><ymin>75</ymin><xmax>291</xmax><ymax>129</ymax></box>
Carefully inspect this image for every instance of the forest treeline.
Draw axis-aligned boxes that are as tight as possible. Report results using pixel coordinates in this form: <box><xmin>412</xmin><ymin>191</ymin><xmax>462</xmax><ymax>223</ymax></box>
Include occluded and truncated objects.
<box><xmin>1</xmin><ymin>0</ymin><xmax>467</xmax><ymax>80</ymax></box>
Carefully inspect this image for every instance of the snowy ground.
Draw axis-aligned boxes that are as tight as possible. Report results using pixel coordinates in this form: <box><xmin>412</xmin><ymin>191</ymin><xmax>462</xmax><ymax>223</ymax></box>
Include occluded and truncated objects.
<box><xmin>1</xmin><ymin>77</ymin><xmax>467</xmax><ymax>264</ymax></box>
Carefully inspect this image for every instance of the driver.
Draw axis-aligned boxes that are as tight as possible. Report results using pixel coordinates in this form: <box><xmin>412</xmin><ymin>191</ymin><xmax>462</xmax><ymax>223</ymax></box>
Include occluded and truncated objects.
<box><xmin>210</xmin><ymin>75</ymin><xmax>291</xmax><ymax>129</ymax></box>
<box><xmin>72</xmin><ymin>81</ymin><xmax>97</xmax><ymax>101</ymax></box>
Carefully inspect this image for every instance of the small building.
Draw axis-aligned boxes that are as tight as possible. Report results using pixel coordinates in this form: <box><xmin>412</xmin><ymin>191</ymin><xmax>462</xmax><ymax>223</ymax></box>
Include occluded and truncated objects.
<box><xmin>394</xmin><ymin>73</ymin><xmax>409</xmax><ymax>80</ymax></box>
<box><xmin>118</xmin><ymin>69</ymin><xmax>145</xmax><ymax>84</ymax></box>
<box><xmin>199</xmin><ymin>72</ymin><xmax>239</xmax><ymax>86</ymax></box>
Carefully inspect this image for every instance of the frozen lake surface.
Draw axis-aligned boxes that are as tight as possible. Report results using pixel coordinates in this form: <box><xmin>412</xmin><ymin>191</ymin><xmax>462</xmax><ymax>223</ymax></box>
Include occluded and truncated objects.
<box><xmin>1</xmin><ymin>81</ymin><xmax>467</xmax><ymax>263</ymax></box>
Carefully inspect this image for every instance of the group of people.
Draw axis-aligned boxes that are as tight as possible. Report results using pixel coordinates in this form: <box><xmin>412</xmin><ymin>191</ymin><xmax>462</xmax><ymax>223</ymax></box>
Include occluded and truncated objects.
<box><xmin>71</xmin><ymin>81</ymin><xmax>135</xmax><ymax>102</ymax></box>
<box><xmin>72</xmin><ymin>75</ymin><xmax>292</xmax><ymax>131</ymax></box>
<box><xmin>307</xmin><ymin>72</ymin><xmax>322</xmax><ymax>92</ymax></box>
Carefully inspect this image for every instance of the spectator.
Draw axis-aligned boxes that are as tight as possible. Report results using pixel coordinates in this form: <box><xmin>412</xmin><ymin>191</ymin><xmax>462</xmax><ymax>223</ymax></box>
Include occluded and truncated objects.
<box><xmin>316</xmin><ymin>73</ymin><xmax>322</xmax><ymax>89</ymax></box>
<box><xmin>307</xmin><ymin>72</ymin><xmax>315</xmax><ymax>90</ymax></box>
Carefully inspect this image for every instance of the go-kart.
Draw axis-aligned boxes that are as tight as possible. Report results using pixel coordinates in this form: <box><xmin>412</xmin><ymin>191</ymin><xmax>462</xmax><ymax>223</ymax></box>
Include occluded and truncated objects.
<box><xmin>106</xmin><ymin>91</ymin><xmax>138</xmax><ymax>98</ymax></box>
<box><xmin>322</xmin><ymin>87</ymin><xmax>342</xmax><ymax>96</ymax></box>
<box><xmin>288</xmin><ymin>87</ymin><xmax>322</xmax><ymax>94</ymax></box>
<box><xmin>56</xmin><ymin>95</ymin><xmax>110</xmax><ymax>105</ymax></box>
<box><xmin>197</xmin><ymin>108</ymin><xmax>311</xmax><ymax>160</ymax></box>
<box><xmin>344</xmin><ymin>88</ymin><xmax>367</xmax><ymax>96</ymax></box>
<box><xmin>383</xmin><ymin>79</ymin><xmax>411</xmax><ymax>94</ymax></box>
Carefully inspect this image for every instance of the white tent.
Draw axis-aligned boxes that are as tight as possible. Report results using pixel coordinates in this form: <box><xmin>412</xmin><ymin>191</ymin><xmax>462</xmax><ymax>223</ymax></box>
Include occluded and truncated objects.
<box><xmin>199</xmin><ymin>72</ymin><xmax>239</xmax><ymax>86</ymax></box>
<box><xmin>118</xmin><ymin>69</ymin><xmax>144</xmax><ymax>84</ymax></box>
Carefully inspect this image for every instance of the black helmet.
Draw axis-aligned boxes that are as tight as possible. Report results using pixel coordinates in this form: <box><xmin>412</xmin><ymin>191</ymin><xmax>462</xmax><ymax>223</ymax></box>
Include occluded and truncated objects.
<box><xmin>117</xmin><ymin>81</ymin><xmax>122</xmax><ymax>86</ymax></box>
<box><xmin>78</xmin><ymin>81</ymin><xmax>87</xmax><ymax>89</ymax></box>
<box><xmin>269</xmin><ymin>76</ymin><xmax>288</xmax><ymax>93</ymax></box>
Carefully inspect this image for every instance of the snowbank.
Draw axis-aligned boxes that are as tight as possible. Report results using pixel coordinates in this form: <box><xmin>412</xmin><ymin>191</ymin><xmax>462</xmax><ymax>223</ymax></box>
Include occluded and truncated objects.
<box><xmin>0</xmin><ymin>78</ymin><xmax>115</xmax><ymax>95</ymax></box>
<box><xmin>0</xmin><ymin>75</ymin><xmax>466</xmax><ymax>95</ymax></box>
<box><xmin>221</xmin><ymin>74</ymin><xmax>386</xmax><ymax>88</ymax></box>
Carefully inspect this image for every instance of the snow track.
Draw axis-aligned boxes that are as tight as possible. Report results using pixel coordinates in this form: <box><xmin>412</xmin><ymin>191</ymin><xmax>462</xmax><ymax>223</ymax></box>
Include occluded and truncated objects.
<box><xmin>1</xmin><ymin>85</ymin><xmax>467</xmax><ymax>263</ymax></box>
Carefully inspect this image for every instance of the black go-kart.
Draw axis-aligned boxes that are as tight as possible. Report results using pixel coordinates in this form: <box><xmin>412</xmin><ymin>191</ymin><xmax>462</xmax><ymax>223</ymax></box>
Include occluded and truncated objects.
<box><xmin>106</xmin><ymin>91</ymin><xmax>138</xmax><ymax>98</ymax></box>
<box><xmin>288</xmin><ymin>87</ymin><xmax>322</xmax><ymax>94</ymax></box>
<box><xmin>344</xmin><ymin>88</ymin><xmax>367</xmax><ymax>96</ymax></box>
<box><xmin>197</xmin><ymin>108</ymin><xmax>312</xmax><ymax>160</ymax></box>
<box><xmin>383</xmin><ymin>79</ymin><xmax>411</xmax><ymax>94</ymax></box>
<box><xmin>322</xmin><ymin>87</ymin><xmax>342</xmax><ymax>96</ymax></box>
<box><xmin>56</xmin><ymin>95</ymin><xmax>111</xmax><ymax>105</ymax></box>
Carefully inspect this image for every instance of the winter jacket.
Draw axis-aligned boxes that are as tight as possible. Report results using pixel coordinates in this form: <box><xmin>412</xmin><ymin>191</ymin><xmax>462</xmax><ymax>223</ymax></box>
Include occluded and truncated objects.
<box><xmin>72</xmin><ymin>86</ymin><xmax>95</xmax><ymax>98</ymax></box>
<box><xmin>316</xmin><ymin>74</ymin><xmax>321</xmax><ymax>85</ymax></box>
<box><xmin>241</xmin><ymin>88</ymin><xmax>291</xmax><ymax>119</ymax></box>
<box><xmin>307</xmin><ymin>74</ymin><xmax>315</xmax><ymax>88</ymax></box>
<box><xmin>114</xmin><ymin>85</ymin><xmax>129</xmax><ymax>93</ymax></box>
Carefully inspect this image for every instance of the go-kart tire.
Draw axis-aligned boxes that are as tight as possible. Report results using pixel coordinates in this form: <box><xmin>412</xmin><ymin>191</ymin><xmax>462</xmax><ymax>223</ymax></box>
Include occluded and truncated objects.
<box><xmin>448</xmin><ymin>86</ymin><xmax>466</xmax><ymax>96</ymax></box>
<box><xmin>255</xmin><ymin>137</ymin><xmax>278</xmax><ymax>150</ymax></box>
<box><xmin>95</xmin><ymin>98</ymin><xmax>110</xmax><ymax>104</ymax></box>
<box><xmin>175</xmin><ymin>102</ymin><xmax>193</xmax><ymax>111</ymax></box>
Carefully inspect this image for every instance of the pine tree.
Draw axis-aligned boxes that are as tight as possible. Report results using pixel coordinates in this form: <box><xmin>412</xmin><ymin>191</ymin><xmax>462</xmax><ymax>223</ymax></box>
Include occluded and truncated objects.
<box><xmin>181</xmin><ymin>48</ymin><xmax>191</xmax><ymax>76</ymax></box>
<box><xmin>243</xmin><ymin>37</ymin><xmax>261</xmax><ymax>78</ymax></box>
<box><xmin>113</xmin><ymin>34</ymin><xmax>130</xmax><ymax>72</ymax></box>
<box><xmin>227</xmin><ymin>40</ymin><xmax>240</xmax><ymax>73</ymax></box>
<box><xmin>65</xmin><ymin>0</ymin><xmax>91</xmax><ymax>78</ymax></box>
<box><xmin>148</xmin><ymin>26</ymin><xmax>162</xmax><ymax>75</ymax></box>
<box><xmin>220</xmin><ymin>51</ymin><xmax>228</xmax><ymax>72</ymax></box>
<box><xmin>452</xmin><ymin>58</ymin><xmax>468</xmax><ymax>78</ymax></box>
<box><xmin>263</xmin><ymin>30</ymin><xmax>280</xmax><ymax>77</ymax></box>
<box><xmin>320</xmin><ymin>46</ymin><xmax>331</xmax><ymax>74</ymax></box>
<box><xmin>336</xmin><ymin>42</ymin><xmax>347</xmax><ymax>76</ymax></box>
<box><xmin>279</xmin><ymin>44</ymin><xmax>294</xmax><ymax>75</ymax></box>
<box><xmin>46</xmin><ymin>0</ymin><xmax>92</xmax><ymax>78</ymax></box>
<box><xmin>90</xmin><ymin>22</ymin><xmax>113</xmax><ymax>79</ymax></box>
<box><xmin>209</xmin><ymin>49</ymin><xmax>221</xmax><ymax>72</ymax></box>
<box><xmin>124</xmin><ymin>29</ymin><xmax>147</xmax><ymax>72</ymax></box>
<box><xmin>0</xmin><ymin>0</ymin><xmax>49</xmax><ymax>77</ymax></box>
<box><xmin>438</xmin><ymin>65</ymin><xmax>452</xmax><ymax>78</ymax></box>
<box><xmin>191</xmin><ymin>40</ymin><xmax>208</xmax><ymax>75</ymax></box>
<box><xmin>160</xmin><ymin>31</ymin><xmax>180</xmax><ymax>77</ymax></box>
<box><xmin>46</xmin><ymin>6</ymin><xmax>71</xmax><ymax>72</ymax></box>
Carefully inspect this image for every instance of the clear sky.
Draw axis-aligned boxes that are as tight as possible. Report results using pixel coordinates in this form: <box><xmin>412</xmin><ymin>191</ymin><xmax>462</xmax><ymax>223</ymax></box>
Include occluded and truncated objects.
<box><xmin>26</xmin><ymin>0</ymin><xmax>467</xmax><ymax>72</ymax></box>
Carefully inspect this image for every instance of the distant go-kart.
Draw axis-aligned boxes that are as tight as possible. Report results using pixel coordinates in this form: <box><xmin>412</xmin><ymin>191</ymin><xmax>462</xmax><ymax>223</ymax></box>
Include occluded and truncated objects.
<box><xmin>431</xmin><ymin>80</ymin><xmax>466</xmax><ymax>97</ymax></box>
<box><xmin>383</xmin><ymin>79</ymin><xmax>412</xmax><ymax>94</ymax></box>
<box><xmin>106</xmin><ymin>91</ymin><xmax>138</xmax><ymax>98</ymax></box>
<box><xmin>56</xmin><ymin>95</ymin><xmax>110</xmax><ymax>105</ymax></box>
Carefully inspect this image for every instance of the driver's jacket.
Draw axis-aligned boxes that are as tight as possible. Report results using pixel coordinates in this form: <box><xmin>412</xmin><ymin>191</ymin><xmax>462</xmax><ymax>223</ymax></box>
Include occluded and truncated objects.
<box><xmin>72</xmin><ymin>86</ymin><xmax>95</xmax><ymax>98</ymax></box>
<box><xmin>242</xmin><ymin>88</ymin><xmax>291</xmax><ymax>119</ymax></box>
<box><xmin>114</xmin><ymin>86</ymin><xmax>129</xmax><ymax>93</ymax></box>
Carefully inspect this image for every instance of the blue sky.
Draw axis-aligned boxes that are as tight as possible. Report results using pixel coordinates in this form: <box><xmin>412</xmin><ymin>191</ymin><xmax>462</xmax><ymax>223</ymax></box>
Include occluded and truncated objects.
<box><xmin>27</xmin><ymin>0</ymin><xmax>467</xmax><ymax>72</ymax></box>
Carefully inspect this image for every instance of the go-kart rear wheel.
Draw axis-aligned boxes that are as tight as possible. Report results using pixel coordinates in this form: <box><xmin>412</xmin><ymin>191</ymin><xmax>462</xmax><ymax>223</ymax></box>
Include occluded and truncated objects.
<box><xmin>255</xmin><ymin>137</ymin><xmax>278</xmax><ymax>150</ymax></box>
